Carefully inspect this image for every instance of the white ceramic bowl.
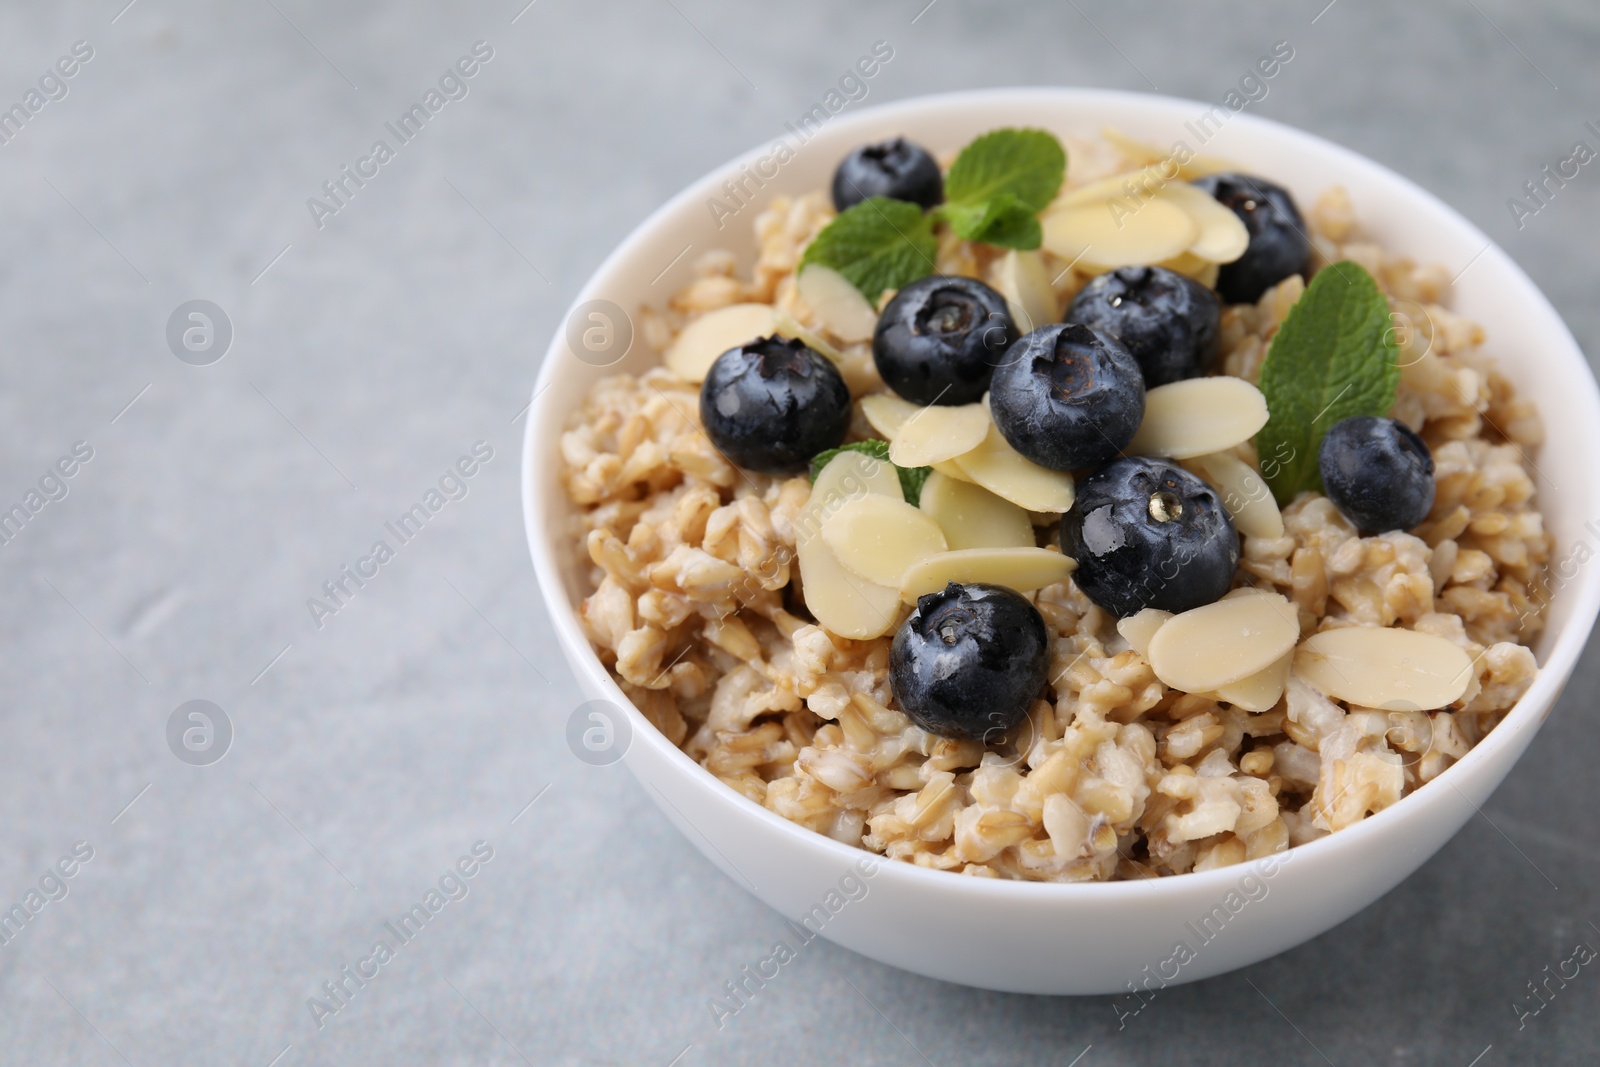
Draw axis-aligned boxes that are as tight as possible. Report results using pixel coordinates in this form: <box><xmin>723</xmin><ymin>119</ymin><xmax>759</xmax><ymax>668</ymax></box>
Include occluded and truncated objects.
<box><xmin>523</xmin><ymin>88</ymin><xmax>1600</xmax><ymax>995</ymax></box>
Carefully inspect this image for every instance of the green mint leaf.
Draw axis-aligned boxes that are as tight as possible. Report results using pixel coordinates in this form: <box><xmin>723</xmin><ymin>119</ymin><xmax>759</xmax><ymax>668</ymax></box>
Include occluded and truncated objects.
<box><xmin>932</xmin><ymin>200</ymin><xmax>987</xmax><ymax>238</ymax></box>
<box><xmin>808</xmin><ymin>438</ymin><xmax>932</xmax><ymax>506</ymax></box>
<box><xmin>799</xmin><ymin>197</ymin><xmax>936</xmax><ymax>302</ymax></box>
<box><xmin>1255</xmin><ymin>262</ymin><xmax>1402</xmax><ymax>504</ymax></box>
<box><xmin>809</xmin><ymin>439</ymin><xmax>890</xmax><ymax>482</ymax></box>
<box><xmin>943</xmin><ymin>128</ymin><xmax>1066</xmax><ymax>214</ymax></box>
<box><xmin>939</xmin><ymin>192</ymin><xmax>1042</xmax><ymax>249</ymax></box>
<box><xmin>896</xmin><ymin>463</ymin><xmax>931</xmax><ymax>507</ymax></box>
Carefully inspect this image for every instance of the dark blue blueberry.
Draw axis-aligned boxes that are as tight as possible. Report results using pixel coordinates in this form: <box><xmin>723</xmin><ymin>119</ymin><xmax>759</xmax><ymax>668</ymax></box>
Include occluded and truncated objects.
<box><xmin>699</xmin><ymin>336</ymin><xmax>851</xmax><ymax>475</ymax></box>
<box><xmin>1190</xmin><ymin>173</ymin><xmax>1310</xmax><ymax>305</ymax></box>
<box><xmin>831</xmin><ymin>137</ymin><xmax>944</xmax><ymax>212</ymax></box>
<box><xmin>1060</xmin><ymin>457</ymin><xmax>1239</xmax><ymax>617</ymax></box>
<box><xmin>889</xmin><ymin>582</ymin><xmax>1049</xmax><ymax>742</ymax></box>
<box><xmin>987</xmin><ymin>323</ymin><xmax>1145</xmax><ymax>471</ymax></box>
<box><xmin>1065</xmin><ymin>266</ymin><xmax>1221</xmax><ymax>387</ymax></box>
<box><xmin>1318</xmin><ymin>416</ymin><xmax>1435</xmax><ymax>535</ymax></box>
<box><xmin>873</xmin><ymin>275</ymin><xmax>1018</xmax><ymax>405</ymax></box>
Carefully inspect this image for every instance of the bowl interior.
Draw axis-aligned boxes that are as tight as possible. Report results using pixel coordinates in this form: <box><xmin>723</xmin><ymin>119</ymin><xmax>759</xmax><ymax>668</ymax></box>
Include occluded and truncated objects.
<box><xmin>524</xmin><ymin>87</ymin><xmax>1600</xmax><ymax>893</ymax></box>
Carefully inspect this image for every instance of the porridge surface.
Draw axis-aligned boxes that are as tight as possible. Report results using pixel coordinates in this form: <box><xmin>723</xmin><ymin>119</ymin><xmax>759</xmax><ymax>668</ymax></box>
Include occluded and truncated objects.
<box><xmin>558</xmin><ymin>136</ymin><xmax>1549</xmax><ymax>882</ymax></box>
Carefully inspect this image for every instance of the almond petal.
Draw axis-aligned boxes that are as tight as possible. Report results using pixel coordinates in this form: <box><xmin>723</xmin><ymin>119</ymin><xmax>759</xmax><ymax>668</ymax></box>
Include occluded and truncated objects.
<box><xmin>664</xmin><ymin>303</ymin><xmax>778</xmax><ymax>383</ymax></box>
<box><xmin>1158</xmin><ymin>182</ymin><xmax>1250</xmax><ymax>264</ymax></box>
<box><xmin>860</xmin><ymin>393</ymin><xmax>919</xmax><ymax>440</ymax></box>
<box><xmin>918</xmin><ymin>471</ymin><xmax>1035</xmax><ymax>551</ymax></box>
<box><xmin>796</xmin><ymin>450</ymin><xmax>906</xmax><ymax>639</ymax></box>
<box><xmin>899</xmin><ymin>547</ymin><xmax>1076</xmax><ymax>602</ymax></box>
<box><xmin>930</xmin><ymin>459</ymin><xmax>975</xmax><ymax>483</ymax></box>
<box><xmin>1126</xmin><ymin>377</ymin><xmax>1269</xmax><ymax>460</ymax></box>
<box><xmin>797</xmin><ymin>539</ymin><xmax>904</xmax><ymax>640</ymax></box>
<box><xmin>888</xmin><ymin>403</ymin><xmax>992</xmax><ymax>468</ymax></box>
<box><xmin>1116</xmin><ymin>608</ymin><xmax>1173</xmax><ymax>658</ymax></box>
<box><xmin>1042</xmin><ymin>197</ymin><xmax>1198</xmax><ymax>271</ymax></box>
<box><xmin>822</xmin><ymin>494</ymin><xmax>948</xmax><ymax>587</ymax></box>
<box><xmin>1097</xmin><ymin>129</ymin><xmax>1170</xmax><ymax>167</ymax></box>
<box><xmin>772</xmin><ymin>307</ymin><xmax>846</xmax><ymax>364</ymax></box>
<box><xmin>1096</xmin><ymin>127</ymin><xmax>1238</xmax><ymax>180</ymax></box>
<box><xmin>1208</xmin><ymin>650</ymin><xmax>1292</xmax><ymax>712</ymax></box>
<box><xmin>797</xmin><ymin>264</ymin><xmax>878</xmax><ymax>344</ymax></box>
<box><xmin>1052</xmin><ymin>164</ymin><xmax>1167</xmax><ymax>210</ymax></box>
<box><xmin>1293</xmin><ymin>628</ymin><xmax>1475</xmax><ymax>711</ymax></box>
<box><xmin>1185</xmin><ymin>451</ymin><xmax>1285</xmax><ymax>540</ymax></box>
<box><xmin>990</xmin><ymin>249</ymin><xmax>1061</xmax><ymax>334</ymax></box>
<box><xmin>952</xmin><ymin>424</ymin><xmax>1076</xmax><ymax>513</ymax></box>
<box><xmin>1146</xmin><ymin>592</ymin><xmax>1300</xmax><ymax>692</ymax></box>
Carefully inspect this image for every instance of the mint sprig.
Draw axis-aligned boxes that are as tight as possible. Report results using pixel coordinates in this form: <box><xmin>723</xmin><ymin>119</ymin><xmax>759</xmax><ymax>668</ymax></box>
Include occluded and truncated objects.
<box><xmin>799</xmin><ymin>197</ymin><xmax>936</xmax><ymax>307</ymax></box>
<box><xmin>934</xmin><ymin>127</ymin><xmax>1065</xmax><ymax>248</ymax></box>
<box><xmin>895</xmin><ymin>461</ymin><xmax>932</xmax><ymax>507</ymax></box>
<box><xmin>808</xmin><ymin>439</ymin><xmax>931</xmax><ymax>506</ymax></box>
<box><xmin>798</xmin><ymin>127</ymin><xmax>1067</xmax><ymax>301</ymax></box>
<box><xmin>1254</xmin><ymin>262</ymin><xmax>1402</xmax><ymax>504</ymax></box>
<box><xmin>936</xmin><ymin>192</ymin><xmax>1041</xmax><ymax>249</ymax></box>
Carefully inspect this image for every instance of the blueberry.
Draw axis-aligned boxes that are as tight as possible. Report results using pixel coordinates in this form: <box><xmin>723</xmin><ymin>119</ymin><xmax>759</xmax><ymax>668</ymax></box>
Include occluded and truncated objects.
<box><xmin>1318</xmin><ymin>416</ymin><xmax>1435</xmax><ymax>535</ymax></box>
<box><xmin>699</xmin><ymin>336</ymin><xmax>851</xmax><ymax>475</ymax></box>
<box><xmin>873</xmin><ymin>275</ymin><xmax>1018</xmax><ymax>405</ymax></box>
<box><xmin>1060</xmin><ymin>457</ymin><xmax>1239</xmax><ymax>617</ymax></box>
<box><xmin>889</xmin><ymin>582</ymin><xmax>1049</xmax><ymax>742</ymax></box>
<box><xmin>832</xmin><ymin>137</ymin><xmax>944</xmax><ymax>212</ymax></box>
<box><xmin>1065</xmin><ymin>266</ymin><xmax>1221</xmax><ymax>387</ymax></box>
<box><xmin>987</xmin><ymin>323</ymin><xmax>1145</xmax><ymax>471</ymax></box>
<box><xmin>1190</xmin><ymin>173</ymin><xmax>1310</xmax><ymax>305</ymax></box>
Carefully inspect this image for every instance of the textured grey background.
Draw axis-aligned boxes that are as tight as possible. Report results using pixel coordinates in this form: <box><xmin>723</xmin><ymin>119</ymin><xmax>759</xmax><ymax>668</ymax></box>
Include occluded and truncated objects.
<box><xmin>0</xmin><ymin>1</ymin><xmax>1596</xmax><ymax>1064</ymax></box>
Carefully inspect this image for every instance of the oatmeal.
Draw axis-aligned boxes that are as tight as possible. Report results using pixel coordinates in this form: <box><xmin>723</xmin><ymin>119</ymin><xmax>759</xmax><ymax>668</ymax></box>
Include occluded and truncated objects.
<box><xmin>558</xmin><ymin>128</ymin><xmax>1548</xmax><ymax>881</ymax></box>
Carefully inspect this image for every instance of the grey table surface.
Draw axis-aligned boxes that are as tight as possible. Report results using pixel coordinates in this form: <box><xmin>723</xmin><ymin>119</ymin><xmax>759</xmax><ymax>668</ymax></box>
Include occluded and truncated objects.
<box><xmin>0</xmin><ymin>1</ymin><xmax>1597</xmax><ymax>1064</ymax></box>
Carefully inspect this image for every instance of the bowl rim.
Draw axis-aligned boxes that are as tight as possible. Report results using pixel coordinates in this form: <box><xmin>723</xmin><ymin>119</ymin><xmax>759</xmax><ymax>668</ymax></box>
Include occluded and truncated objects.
<box><xmin>523</xmin><ymin>85</ymin><xmax>1600</xmax><ymax>901</ymax></box>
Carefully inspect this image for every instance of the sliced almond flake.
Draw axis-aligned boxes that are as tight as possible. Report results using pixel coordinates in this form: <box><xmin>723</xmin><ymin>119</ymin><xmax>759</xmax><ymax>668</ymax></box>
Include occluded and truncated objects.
<box><xmin>1185</xmin><ymin>451</ymin><xmax>1285</xmax><ymax>539</ymax></box>
<box><xmin>822</xmin><ymin>494</ymin><xmax>948</xmax><ymax>587</ymax></box>
<box><xmin>1117</xmin><ymin>608</ymin><xmax>1172</xmax><ymax>657</ymax></box>
<box><xmin>1208</xmin><ymin>651</ymin><xmax>1292</xmax><ymax>712</ymax></box>
<box><xmin>990</xmin><ymin>249</ymin><xmax>1061</xmax><ymax>333</ymax></box>
<box><xmin>953</xmin><ymin>424</ymin><xmax>1076</xmax><ymax>513</ymax></box>
<box><xmin>888</xmin><ymin>403</ymin><xmax>991</xmax><ymax>468</ymax></box>
<box><xmin>797</xmin><ymin>537</ymin><xmax>905</xmax><ymax>640</ymax></box>
<box><xmin>860</xmin><ymin>393</ymin><xmax>919</xmax><ymax>439</ymax></box>
<box><xmin>1041</xmin><ymin>197</ymin><xmax>1197</xmax><ymax>272</ymax></box>
<box><xmin>800</xmin><ymin>449</ymin><xmax>902</xmax><ymax>535</ymax></box>
<box><xmin>1146</xmin><ymin>591</ymin><xmax>1300</xmax><ymax>693</ymax></box>
<box><xmin>1052</xmin><ymin>164</ymin><xmax>1167</xmax><ymax>210</ymax></box>
<box><xmin>899</xmin><ymin>547</ymin><xmax>1076</xmax><ymax>602</ymax></box>
<box><xmin>1098</xmin><ymin>128</ymin><xmax>1167</xmax><ymax>165</ymax></box>
<box><xmin>664</xmin><ymin>303</ymin><xmax>777</xmax><ymax>383</ymax></box>
<box><xmin>796</xmin><ymin>450</ymin><xmax>905</xmax><ymax>639</ymax></box>
<box><xmin>1293</xmin><ymin>627</ymin><xmax>1474</xmax><ymax>712</ymax></box>
<box><xmin>918</xmin><ymin>471</ymin><xmax>1035</xmax><ymax>551</ymax></box>
<box><xmin>1157</xmin><ymin>182</ymin><xmax>1250</xmax><ymax>264</ymax></box>
<box><xmin>797</xmin><ymin>264</ymin><xmax>878</xmax><ymax>344</ymax></box>
<box><xmin>1097</xmin><ymin>127</ymin><xmax>1238</xmax><ymax>179</ymax></box>
<box><xmin>1126</xmin><ymin>377</ymin><xmax>1269</xmax><ymax>460</ymax></box>
<box><xmin>772</xmin><ymin>307</ymin><xmax>846</xmax><ymax>364</ymax></box>
<box><xmin>930</xmin><ymin>459</ymin><xmax>975</xmax><ymax>483</ymax></box>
